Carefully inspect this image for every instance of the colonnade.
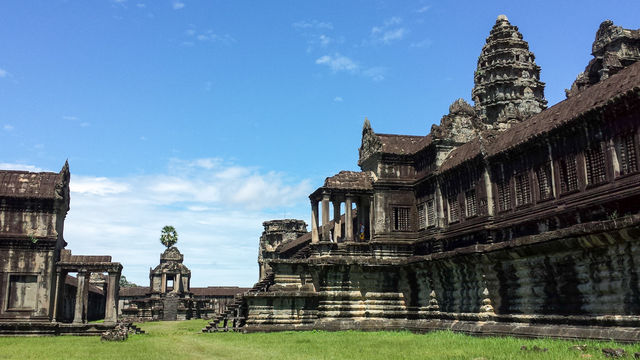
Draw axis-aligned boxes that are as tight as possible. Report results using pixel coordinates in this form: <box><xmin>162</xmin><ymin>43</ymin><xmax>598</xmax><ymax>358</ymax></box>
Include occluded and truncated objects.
<box><xmin>310</xmin><ymin>192</ymin><xmax>374</xmax><ymax>243</ymax></box>
<box><xmin>52</xmin><ymin>267</ymin><xmax>121</xmax><ymax>325</ymax></box>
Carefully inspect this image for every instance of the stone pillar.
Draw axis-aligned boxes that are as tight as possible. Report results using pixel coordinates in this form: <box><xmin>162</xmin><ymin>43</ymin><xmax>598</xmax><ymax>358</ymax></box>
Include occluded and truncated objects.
<box><xmin>321</xmin><ymin>193</ymin><xmax>330</xmax><ymax>242</ymax></box>
<box><xmin>355</xmin><ymin>199</ymin><xmax>362</xmax><ymax>241</ymax></box>
<box><xmin>311</xmin><ymin>200</ymin><xmax>319</xmax><ymax>243</ymax></box>
<box><xmin>104</xmin><ymin>271</ymin><xmax>120</xmax><ymax>324</ymax></box>
<box><xmin>52</xmin><ymin>269</ymin><xmax>67</xmax><ymax>322</ymax></box>
<box><xmin>332</xmin><ymin>200</ymin><xmax>342</xmax><ymax>242</ymax></box>
<box><xmin>175</xmin><ymin>273</ymin><xmax>182</xmax><ymax>293</ymax></box>
<box><xmin>73</xmin><ymin>271</ymin><xmax>89</xmax><ymax>324</ymax></box>
<box><xmin>368</xmin><ymin>196</ymin><xmax>374</xmax><ymax>241</ymax></box>
<box><xmin>345</xmin><ymin>196</ymin><xmax>354</xmax><ymax>241</ymax></box>
<box><xmin>161</xmin><ymin>273</ymin><xmax>167</xmax><ymax>293</ymax></box>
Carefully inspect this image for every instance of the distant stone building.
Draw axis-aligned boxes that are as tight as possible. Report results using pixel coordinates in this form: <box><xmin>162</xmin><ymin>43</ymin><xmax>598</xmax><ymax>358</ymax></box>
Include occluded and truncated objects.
<box><xmin>119</xmin><ymin>246</ymin><xmax>249</xmax><ymax>321</ymax></box>
<box><xmin>0</xmin><ymin>162</ymin><xmax>122</xmax><ymax>335</ymax></box>
<box><xmin>204</xmin><ymin>17</ymin><xmax>640</xmax><ymax>342</ymax></box>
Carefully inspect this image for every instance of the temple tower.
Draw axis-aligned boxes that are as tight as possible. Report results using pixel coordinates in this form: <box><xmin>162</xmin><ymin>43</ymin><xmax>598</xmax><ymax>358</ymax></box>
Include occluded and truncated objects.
<box><xmin>472</xmin><ymin>15</ymin><xmax>547</xmax><ymax>129</ymax></box>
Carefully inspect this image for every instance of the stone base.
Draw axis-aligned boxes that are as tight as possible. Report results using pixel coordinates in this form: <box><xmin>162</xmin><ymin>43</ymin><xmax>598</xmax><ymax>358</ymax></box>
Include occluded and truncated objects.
<box><xmin>242</xmin><ymin>318</ymin><xmax>640</xmax><ymax>343</ymax></box>
<box><xmin>0</xmin><ymin>322</ymin><xmax>118</xmax><ymax>336</ymax></box>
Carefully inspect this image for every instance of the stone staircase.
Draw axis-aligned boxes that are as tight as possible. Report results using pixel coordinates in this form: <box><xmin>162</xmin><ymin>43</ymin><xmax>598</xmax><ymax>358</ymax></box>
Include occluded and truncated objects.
<box><xmin>202</xmin><ymin>272</ymin><xmax>275</xmax><ymax>333</ymax></box>
<box><xmin>128</xmin><ymin>323</ymin><xmax>146</xmax><ymax>334</ymax></box>
<box><xmin>163</xmin><ymin>295</ymin><xmax>179</xmax><ymax>321</ymax></box>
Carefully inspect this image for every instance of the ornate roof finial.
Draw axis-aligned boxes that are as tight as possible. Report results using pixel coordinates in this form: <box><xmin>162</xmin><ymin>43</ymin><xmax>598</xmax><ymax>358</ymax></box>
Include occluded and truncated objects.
<box><xmin>363</xmin><ymin>117</ymin><xmax>371</xmax><ymax>132</ymax></box>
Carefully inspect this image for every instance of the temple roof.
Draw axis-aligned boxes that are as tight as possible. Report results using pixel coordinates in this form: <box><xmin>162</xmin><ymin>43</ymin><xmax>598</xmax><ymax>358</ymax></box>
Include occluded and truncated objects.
<box><xmin>0</xmin><ymin>169</ymin><xmax>65</xmax><ymax>199</ymax></box>
<box><xmin>191</xmin><ymin>286</ymin><xmax>250</xmax><ymax>296</ymax></box>
<box><xmin>376</xmin><ymin>133</ymin><xmax>431</xmax><ymax>155</ymax></box>
<box><xmin>323</xmin><ymin>171</ymin><xmax>374</xmax><ymax>191</ymax></box>
<box><xmin>440</xmin><ymin>137</ymin><xmax>484</xmax><ymax>173</ymax></box>
<box><xmin>119</xmin><ymin>286</ymin><xmax>150</xmax><ymax>297</ymax></box>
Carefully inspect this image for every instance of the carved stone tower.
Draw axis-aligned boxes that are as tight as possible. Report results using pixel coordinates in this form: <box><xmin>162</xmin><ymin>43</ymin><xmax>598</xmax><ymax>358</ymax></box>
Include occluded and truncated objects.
<box><xmin>472</xmin><ymin>15</ymin><xmax>547</xmax><ymax>129</ymax></box>
<box><xmin>258</xmin><ymin>220</ymin><xmax>307</xmax><ymax>280</ymax></box>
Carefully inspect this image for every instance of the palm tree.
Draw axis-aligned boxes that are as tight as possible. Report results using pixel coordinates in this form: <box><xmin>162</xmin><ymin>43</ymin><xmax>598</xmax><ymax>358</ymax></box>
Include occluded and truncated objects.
<box><xmin>160</xmin><ymin>225</ymin><xmax>178</xmax><ymax>248</ymax></box>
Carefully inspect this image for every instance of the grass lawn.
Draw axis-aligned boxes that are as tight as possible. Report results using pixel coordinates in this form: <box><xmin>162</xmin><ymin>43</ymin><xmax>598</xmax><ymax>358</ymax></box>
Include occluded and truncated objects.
<box><xmin>1</xmin><ymin>319</ymin><xmax>640</xmax><ymax>359</ymax></box>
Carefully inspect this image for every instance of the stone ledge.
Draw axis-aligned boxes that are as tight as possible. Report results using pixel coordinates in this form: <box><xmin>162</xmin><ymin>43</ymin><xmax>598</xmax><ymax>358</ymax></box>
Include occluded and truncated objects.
<box><xmin>241</xmin><ymin>318</ymin><xmax>640</xmax><ymax>342</ymax></box>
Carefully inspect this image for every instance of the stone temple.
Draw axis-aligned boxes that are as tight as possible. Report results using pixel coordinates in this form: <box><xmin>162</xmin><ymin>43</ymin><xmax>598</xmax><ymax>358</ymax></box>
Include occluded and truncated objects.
<box><xmin>203</xmin><ymin>17</ymin><xmax>640</xmax><ymax>341</ymax></box>
<box><xmin>0</xmin><ymin>162</ymin><xmax>123</xmax><ymax>335</ymax></box>
<box><xmin>119</xmin><ymin>246</ymin><xmax>250</xmax><ymax>321</ymax></box>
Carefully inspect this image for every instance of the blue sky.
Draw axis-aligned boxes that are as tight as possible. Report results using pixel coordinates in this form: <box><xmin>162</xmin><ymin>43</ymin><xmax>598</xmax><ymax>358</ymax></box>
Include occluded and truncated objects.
<box><xmin>1</xmin><ymin>0</ymin><xmax>639</xmax><ymax>287</ymax></box>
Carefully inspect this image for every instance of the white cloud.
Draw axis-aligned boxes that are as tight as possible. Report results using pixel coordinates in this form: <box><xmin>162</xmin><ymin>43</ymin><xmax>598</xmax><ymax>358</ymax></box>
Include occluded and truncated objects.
<box><xmin>417</xmin><ymin>5</ymin><xmax>431</xmax><ymax>13</ymax></box>
<box><xmin>60</xmin><ymin>158</ymin><xmax>312</xmax><ymax>286</ymax></box>
<box><xmin>0</xmin><ymin>163</ymin><xmax>46</xmax><ymax>172</ymax></box>
<box><xmin>62</xmin><ymin>115</ymin><xmax>78</xmax><ymax>121</ymax></box>
<box><xmin>333</xmin><ymin>96</ymin><xmax>343</xmax><ymax>102</ymax></box>
<box><xmin>315</xmin><ymin>54</ymin><xmax>386</xmax><ymax>82</ymax></box>
<box><xmin>292</xmin><ymin>20</ymin><xmax>333</xmax><ymax>30</ymax></box>
<box><xmin>410</xmin><ymin>39</ymin><xmax>433</xmax><ymax>48</ymax></box>
<box><xmin>136</xmin><ymin>3</ymin><xmax>146</xmax><ymax>8</ymax></box>
<box><xmin>71</xmin><ymin>176</ymin><xmax>130</xmax><ymax>196</ymax></box>
<box><xmin>183</xmin><ymin>27</ymin><xmax>235</xmax><ymax>45</ymax></box>
<box><xmin>0</xmin><ymin>68</ymin><xmax>7</xmax><ymax>78</ymax></box>
<box><xmin>370</xmin><ymin>17</ymin><xmax>407</xmax><ymax>45</ymax></box>
<box><xmin>173</xmin><ymin>1</ymin><xmax>185</xmax><ymax>10</ymax></box>
<box><xmin>3</xmin><ymin>124</ymin><xmax>14</xmax><ymax>131</ymax></box>
<box><xmin>316</xmin><ymin>53</ymin><xmax>359</xmax><ymax>72</ymax></box>
<box><xmin>362</xmin><ymin>67</ymin><xmax>386</xmax><ymax>82</ymax></box>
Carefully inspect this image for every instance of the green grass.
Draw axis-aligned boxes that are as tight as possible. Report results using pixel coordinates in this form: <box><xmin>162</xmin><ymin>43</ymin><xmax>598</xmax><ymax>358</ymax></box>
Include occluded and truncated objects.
<box><xmin>1</xmin><ymin>320</ymin><xmax>639</xmax><ymax>359</ymax></box>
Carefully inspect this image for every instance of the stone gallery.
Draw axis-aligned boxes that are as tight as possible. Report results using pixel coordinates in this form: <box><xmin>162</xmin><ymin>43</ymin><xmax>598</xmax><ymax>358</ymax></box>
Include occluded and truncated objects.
<box><xmin>204</xmin><ymin>17</ymin><xmax>640</xmax><ymax>341</ymax></box>
<box><xmin>0</xmin><ymin>162</ymin><xmax>123</xmax><ymax>335</ymax></box>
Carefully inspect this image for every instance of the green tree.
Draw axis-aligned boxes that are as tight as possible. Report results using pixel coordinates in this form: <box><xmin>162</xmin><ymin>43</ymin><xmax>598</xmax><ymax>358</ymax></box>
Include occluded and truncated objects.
<box><xmin>119</xmin><ymin>275</ymin><xmax>138</xmax><ymax>288</ymax></box>
<box><xmin>160</xmin><ymin>225</ymin><xmax>178</xmax><ymax>248</ymax></box>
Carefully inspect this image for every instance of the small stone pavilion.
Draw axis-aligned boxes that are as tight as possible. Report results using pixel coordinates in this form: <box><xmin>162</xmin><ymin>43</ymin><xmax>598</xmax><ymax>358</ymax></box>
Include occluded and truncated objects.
<box><xmin>0</xmin><ymin>162</ymin><xmax>122</xmax><ymax>335</ymax></box>
<box><xmin>120</xmin><ymin>246</ymin><xmax>249</xmax><ymax>321</ymax></box>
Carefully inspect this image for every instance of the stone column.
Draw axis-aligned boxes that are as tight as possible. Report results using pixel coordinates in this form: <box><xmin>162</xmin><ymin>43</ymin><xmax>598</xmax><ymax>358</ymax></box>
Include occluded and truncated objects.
<box><xmin>73</xmin><ymin>271</ymin><xmax>89</xmax><ymax>324</ymax></box>
<box><xmin>355</xmin><ymin>199</ymin><xmax>361</xmax><ymax>241</ymax></box>
<box><xmin>52</xmin><ymin>269</ymin><xmax>67</xmax><ymax>322</ymax></box>
<box><xmin>311</xmin><ymin>200</ymin><xmax>319</xmax><ymax>243</ymax></box>
<box><xmin>368</xmin><ymin>196</ymin><xmax>374</xmax><ymax>241</ymax></box>
<box><xmin>161</xmin><ymin>273</ymin><xmax>167</xmax><ymax>293</ymax></box>
<box><xmin>175</xmin><ymin>273</ymin><xmax>182</xmax><ymax>293</ymax></box>
<box><xmin>104</xmin><ymin>271</ymin><xmax>120</xmax><ymax>324</ymax></box>
<box><xmin>345</xmin><ymin>196</ymin><xmax>354</xmax><ymax>241</ymax></box>
<box><xmin>321</xmin><ymin>193</ymin><xmax>330</xmax><ymax>242</ymax></box>
<box><xmin>332</xmin><ymin>200</ymin><xmax>342</xmax><ymax>242</ymax></box>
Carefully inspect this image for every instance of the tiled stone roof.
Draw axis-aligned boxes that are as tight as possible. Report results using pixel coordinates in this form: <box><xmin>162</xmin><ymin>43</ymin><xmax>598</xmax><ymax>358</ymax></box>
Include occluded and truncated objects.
<box><xmin>324</xmin><ymin>171</ymin><xmax>374</xmax><ymax>190</ymax></box>
<box><xmin>0</xmin><ymin>171</ymin><xmax>61</xmax><ymax>199</ymax></box>
<box><xmin>191</xmin><ymin>287</ymin><xmax>250</xmax><ymax>296</ymax></box>
<box><xmin>376</xmin><ymin>134</ymin><xmax>432</xmax><ymax>155</ymax></box>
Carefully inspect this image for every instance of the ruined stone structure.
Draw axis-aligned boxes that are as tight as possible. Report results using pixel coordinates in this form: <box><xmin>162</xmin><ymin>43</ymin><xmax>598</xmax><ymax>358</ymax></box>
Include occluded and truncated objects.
<box><xmin>0</xmin><ymin>163</ymin><xmax>122</xmax><ymax>335</ymax></box>
<box><xmin>119</xmin><ymin>246</ymin><xmax>249</xmax><ymax>321</ymax></box>
<box><xmin>204</xmin><ymin>17</ymin><xmax>640</xmax><ymax>342</ymax></box>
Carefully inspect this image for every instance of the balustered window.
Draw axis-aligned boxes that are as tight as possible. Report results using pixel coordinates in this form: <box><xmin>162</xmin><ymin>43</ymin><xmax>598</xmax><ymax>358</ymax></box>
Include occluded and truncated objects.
<box><xmin>426</xmin><ymin>200</ymin><xmax>435</xmax><ymax>227</ymax></box>
<box><xmin>515</xmin><ymin>172</ymin><xmax>532</xmax><ymax>206</ymax></box>
<box><xmin>393</xmin><ymin>207</ymin><xmax>410</xmax><ymax>231</ymax></box>
<box><xmin>417</xmin><ymin>203</ymin><xmax>426</xmax><ymax>230</ymax></box>
<box><xmin>559</xmin><ymin>154</ymin><xmax>578</xmax><ymax>193</ymax></box>
<box><xmin>617</xmin><ymin>132</ymin><xmax>638</xmax><ymax>175</ymax></box>
<box><xmin>585</xmin><ymin>143</ymin><xmax>607</xmax><ymax>185</ymax></box>
<box><xmin>448</xmin><ymin>195</ymin><xmax>459</xmax><ymax>223</ymax></box>
<box><xmin>465</xmin><ymin>190</ymin><xmax>477</xmax><ymax>217</ymax></box>
<box><xmin>536</xmin><ymin>162</ymin><xmax>553</xmax><ymax>200</ymax></box>
<box><xmin>497</xmin><ymin>179</ymin><xmax>511</xmax><ymax>212</ymax></box>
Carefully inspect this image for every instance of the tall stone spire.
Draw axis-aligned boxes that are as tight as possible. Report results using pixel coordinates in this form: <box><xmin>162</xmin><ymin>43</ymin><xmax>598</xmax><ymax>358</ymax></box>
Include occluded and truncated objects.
<box><xmin>472</xmin><ymin>15</ymin><xmax>547</xmax><ymax>130</ymax></box>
